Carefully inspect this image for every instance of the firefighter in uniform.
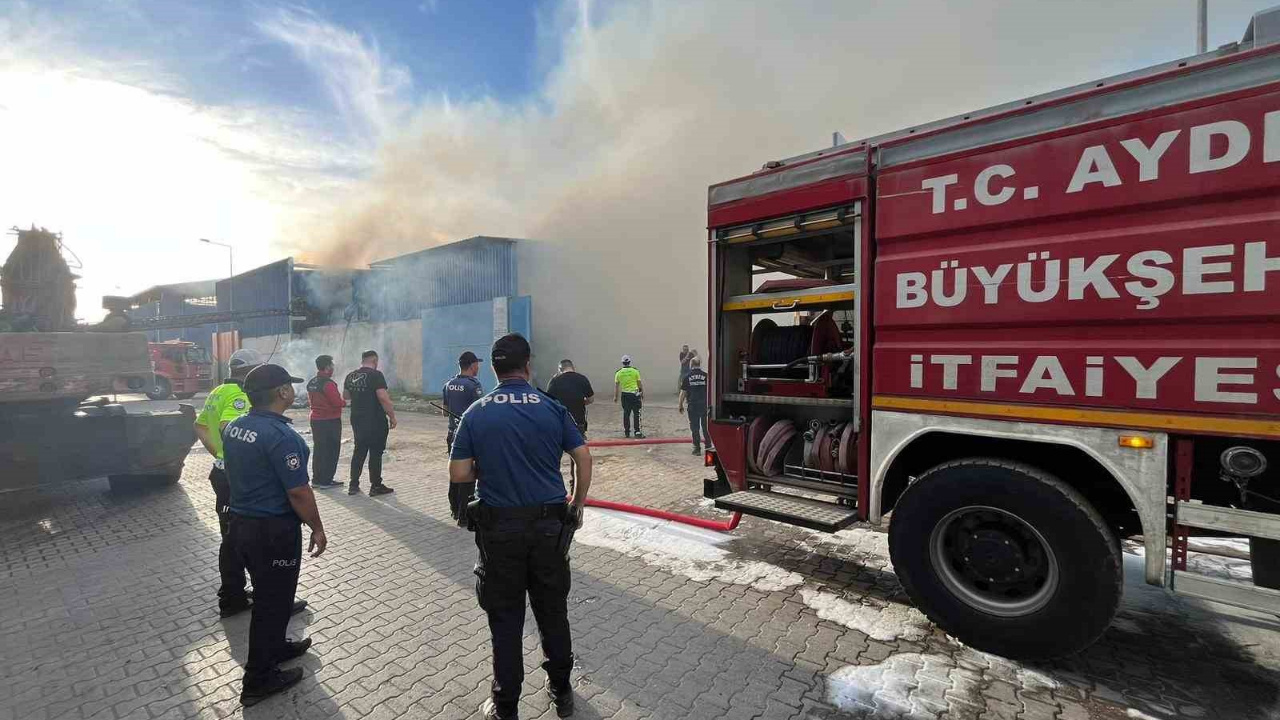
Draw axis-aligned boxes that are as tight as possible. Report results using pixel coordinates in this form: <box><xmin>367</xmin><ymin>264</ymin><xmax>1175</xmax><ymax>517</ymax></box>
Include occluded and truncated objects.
<box><xmin>677</xmin><ymin>356</ymin><xmax>711</xmax><ymax>455</ymax></box>
<box><xmin>224</xmin><ymin>364</ymin><xmax>329</xmax><ymax>706</ymax></box>
<box><xmin>443</xmin><ymin>350</ymin><xmax>484</xmax><ymax>523</ymax></box>
<box><xmin>449</xmin><ymin>334</ymin><xmax>593</xmax><ymax>720</ymax></box>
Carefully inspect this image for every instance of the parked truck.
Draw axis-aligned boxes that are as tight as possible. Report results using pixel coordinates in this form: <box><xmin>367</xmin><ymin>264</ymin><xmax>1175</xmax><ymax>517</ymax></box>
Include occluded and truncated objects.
<box><xmin>0</xmin><ymin>227</ymin><xmax>195</xmax><ymax>492</ymax></box>
<box><xmin>703</xmin><ymin>7</ymin><xmax>1280</xmax><ymax>660</ymax></box>
<box><xmin>147</xmin><ymin>340</ymin><xmax>213</xmax><ymax>400</ymax></box>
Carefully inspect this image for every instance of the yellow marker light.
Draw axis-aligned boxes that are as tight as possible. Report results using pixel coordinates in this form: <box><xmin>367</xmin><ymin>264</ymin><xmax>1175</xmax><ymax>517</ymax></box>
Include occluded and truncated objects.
<box><xmin>1119</xmin><ymin>435</ymin><xmax>1154</xmax><ymax>450</ymax></box>
<box><xmin>705</xmin><ymin>450</ymin><xmax>716</xmax><ymax>467</ymax></box>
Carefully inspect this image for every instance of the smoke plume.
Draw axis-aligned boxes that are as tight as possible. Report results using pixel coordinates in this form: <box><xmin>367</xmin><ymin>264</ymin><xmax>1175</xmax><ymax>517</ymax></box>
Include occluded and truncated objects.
<box><xmin>280</xmin><ymin>0</ymin><xmax>1219</xmax><ymax>391</ymax></box>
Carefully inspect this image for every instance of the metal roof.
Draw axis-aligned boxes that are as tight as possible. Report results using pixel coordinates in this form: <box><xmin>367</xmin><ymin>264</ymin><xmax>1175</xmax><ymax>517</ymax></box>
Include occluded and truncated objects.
<box><xmin>125</xmin><ymin>279</ymin><xmax>219</xmax><ymax>305</ymax></box>
<box><xmin>369</xmin><ymin>236</ymin><xmax>520</xmax><ymax>267</ymax></box>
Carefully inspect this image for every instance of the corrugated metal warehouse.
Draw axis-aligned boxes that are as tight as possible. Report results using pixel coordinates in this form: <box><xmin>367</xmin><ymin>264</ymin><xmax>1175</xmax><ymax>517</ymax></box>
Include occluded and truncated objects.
<box><xmin>124</xmin><ymin>280</ymin><xmax>220</xmax><ymax>354</ymax></box>
<box><xmin>362</xmin><ymin>236</ymin><xmax>519</xmax><ymax>321</ymax></box>
<box><xmin>192</xmin><ymin>233</ymin><xmax>690</xmax><ymax>403</ymax></box>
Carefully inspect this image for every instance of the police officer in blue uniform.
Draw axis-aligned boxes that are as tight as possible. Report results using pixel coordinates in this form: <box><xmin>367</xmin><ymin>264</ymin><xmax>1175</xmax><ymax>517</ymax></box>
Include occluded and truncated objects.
<box><xmin>443</xmin><ymin>350</ymin><xmax>485</xmax><ymax>523</ymax></box>
<box><xmin>449</xmin><ymin>334</ymin><xmax>593</xmax><ymax>720</ymax></box>
<box><xmin>224</xmin><ymin>364</ymin><xmax>329</xmax><ymax>706</ymax></box>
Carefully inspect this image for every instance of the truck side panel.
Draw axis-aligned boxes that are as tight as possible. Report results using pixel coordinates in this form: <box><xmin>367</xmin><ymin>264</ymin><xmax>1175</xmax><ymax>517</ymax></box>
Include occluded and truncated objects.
<box><xmin>873</xmin><ymin>84</ymin><xmax>1280</xmax><ymax>436</ymax></box>
<box><xmin>0</xmin><ymin>332</ymin><xmax>152</xmax><ymax>403</ymax></box>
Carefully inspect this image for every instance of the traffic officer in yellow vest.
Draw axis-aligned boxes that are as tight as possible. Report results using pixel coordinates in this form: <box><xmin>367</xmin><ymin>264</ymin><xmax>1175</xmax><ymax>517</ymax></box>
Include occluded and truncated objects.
<box><xmin>195</xmin><ymin>349</ymin><xmax>306</xmax><ymax>618</ymax></box>
<box><xmin>450</xmin><ymin>334</ymin><xmax>593</xmax><ymax>719</ymax></box>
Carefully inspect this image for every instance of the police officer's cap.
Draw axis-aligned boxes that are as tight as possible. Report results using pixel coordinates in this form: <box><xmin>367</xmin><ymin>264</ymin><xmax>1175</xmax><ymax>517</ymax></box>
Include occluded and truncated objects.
<box><xmin>491</xmin><ymin>334</ymin><xmax>530</xmax><ymax>374</ymax></box>
<box><xmin>458</xmin><ymin>351</ymin><xmax>482</xmax><ymax>368</ymax></box>
<box><xmin>244</xmin><ymin>363</ymin><xmax>304</xmax><ymax>393</ymax></box>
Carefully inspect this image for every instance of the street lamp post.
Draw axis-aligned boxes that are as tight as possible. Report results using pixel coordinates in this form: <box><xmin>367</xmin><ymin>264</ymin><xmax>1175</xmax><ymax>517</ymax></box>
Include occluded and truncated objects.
<box><xmin>199</xmin><ymin>239</ymin><xmax>235</xmax><ymax>374</ymax></box>
<box><xmin>1198</xmin><ymin>0</ymin><xmax>1208</xmax><ymax>54</ymax></box>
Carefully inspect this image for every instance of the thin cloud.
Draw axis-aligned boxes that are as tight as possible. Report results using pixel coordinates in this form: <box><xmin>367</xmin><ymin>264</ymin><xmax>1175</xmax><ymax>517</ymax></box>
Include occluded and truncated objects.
<box><xmin>255</xmin><ymin>5</ymin><xmax>412</xmax><ymax>142</ymax></box>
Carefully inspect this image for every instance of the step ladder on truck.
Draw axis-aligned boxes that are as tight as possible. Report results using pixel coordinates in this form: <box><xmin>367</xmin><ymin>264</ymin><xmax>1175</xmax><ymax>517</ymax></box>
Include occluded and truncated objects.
<box><xmin>701</xmin><ymin>6</ymin><xmax>1280</xmax><ymax>660</ymax></box>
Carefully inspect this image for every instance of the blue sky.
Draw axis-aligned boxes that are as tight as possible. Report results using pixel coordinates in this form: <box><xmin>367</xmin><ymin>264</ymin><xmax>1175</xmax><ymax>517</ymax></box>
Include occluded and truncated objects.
<box><xmin>0</xmin><ymin>0</ymin><xmax>1268</xmax><ymax>323</ymax></box>
<box><xmin>28</xmin><ymin>0</ymin><xmax>557</xmax><ymax>133</ymax></box>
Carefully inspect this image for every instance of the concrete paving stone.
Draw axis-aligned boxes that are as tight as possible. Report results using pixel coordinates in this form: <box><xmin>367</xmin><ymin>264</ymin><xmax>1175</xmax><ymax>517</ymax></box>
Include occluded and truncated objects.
<box><xmin>1058</xmin><ymin>702</ymin><xmax>1091</xmax><ymax>720</ymax></box>
<box><xmin>984</xmin><ymin>679</ymin><xmax>1021</xmax><ymax>705</ymax></box>
<box><xmin>1016</xmin><ymin>696</ymin><xmax>1062</xmax><ymax>720</ymax></box>
<box><xmin>982</xmin><ymin>697</ymin><xmax>1025</xmax><ymax>720</ymax></box>
<box><xmin>5</xmin><ymin>408</ymin><xmax>1280</xmax><ymax>720</ymax></box>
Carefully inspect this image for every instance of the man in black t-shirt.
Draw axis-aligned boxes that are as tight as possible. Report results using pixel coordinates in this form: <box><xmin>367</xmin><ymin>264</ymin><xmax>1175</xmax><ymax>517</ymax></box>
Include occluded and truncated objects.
<box><xmin>343</xmin><ymin>350</ymin><xmax>397</xmax><ymax>496</ymax></box>
<box><xmin>678</xmin><ymin>357</ymin><xmax>711</xmax><ymax>455</ymax></box>
<box><xmin>547</xmin><ymin>359</ymin><xmax>594</xmax><ymax>434</ymax></box>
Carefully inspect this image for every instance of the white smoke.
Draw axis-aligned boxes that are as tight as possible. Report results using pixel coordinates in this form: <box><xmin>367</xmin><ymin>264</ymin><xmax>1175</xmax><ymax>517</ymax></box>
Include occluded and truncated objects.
<box><xmin>271</xmin><ymin>0</ymin><xmax>1241</xmax><ymax>391</ymax></box>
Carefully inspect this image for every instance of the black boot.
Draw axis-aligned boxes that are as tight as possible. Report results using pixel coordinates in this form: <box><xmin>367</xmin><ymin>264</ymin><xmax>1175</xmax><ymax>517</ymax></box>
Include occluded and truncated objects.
<box><xmin>481</xmin><ymin>698</ymin><xmax>518</xmax><ymax>719</ymax></box>
<box><xmin>548</xmin><ymin>686</ymin><xmax>574</xmax><ymax>717</ymax></box>
<box><xmin>240</xmin><ymin>667</ymin><xmax>303</xmax><ymax>706</ymax></box>
<box><xmin>278</xmin><ymin>637</ymin><xmax>312</xmax><ymax>662</ymax></box>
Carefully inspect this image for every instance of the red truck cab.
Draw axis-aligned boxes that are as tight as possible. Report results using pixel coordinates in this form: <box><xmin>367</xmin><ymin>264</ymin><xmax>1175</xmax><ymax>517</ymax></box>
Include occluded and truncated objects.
<box><xmin>704</xmin><ymin>9</ymin><xmax>1280</xmax><ymax>659</ymax></box>
<box><xmin>147</xmin><ymin>341</ymin><xmax>212</xmax><ymax>400</ymax></box>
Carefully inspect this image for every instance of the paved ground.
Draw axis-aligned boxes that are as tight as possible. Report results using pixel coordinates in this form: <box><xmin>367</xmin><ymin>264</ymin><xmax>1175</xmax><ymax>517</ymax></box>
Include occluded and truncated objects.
<box><xmin>3</xmin><ymin>400</ymin><xmax>1280</xmax><ymax>720</ymax></box>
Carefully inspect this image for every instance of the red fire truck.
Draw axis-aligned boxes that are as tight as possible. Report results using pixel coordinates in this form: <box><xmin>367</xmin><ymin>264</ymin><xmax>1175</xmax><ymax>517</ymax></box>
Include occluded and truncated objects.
<box><xmin>704</xmin><ymin>9</ymin><xmax>1280</xmax><ymax>659</ymax></box>
<box><xmin>147</xmin><ymin>340</ymin><xmax>212</xmax><ymax>401</ymax></box>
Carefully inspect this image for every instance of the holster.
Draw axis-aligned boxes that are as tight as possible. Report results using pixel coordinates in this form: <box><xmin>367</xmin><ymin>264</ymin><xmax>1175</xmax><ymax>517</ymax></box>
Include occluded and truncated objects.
<box><xmin>465</xmin><ymin>498</ymin><xmax>485</xmax><ymax>533</ymax></box>
<box><xmin>557</xmin><ymin>505</ymin><xmax>580</xmax><ymax>558</ymax></box>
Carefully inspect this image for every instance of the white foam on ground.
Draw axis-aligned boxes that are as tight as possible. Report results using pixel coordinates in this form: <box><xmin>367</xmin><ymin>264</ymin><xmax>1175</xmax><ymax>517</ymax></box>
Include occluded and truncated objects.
<box><xmin>827</xmin><ymin>647</ymin><xmax>1062</xmax><ymax>718</ymax></box>
<box><xmin>803</xmin><ymin>526</ymin><xmax>891</xmax><ymax>555</ymax></box>
<box><xmin>578</xmin><ymin>508</ymin><xmax>934</xmax><ymax>640</ymax></box>
<box><xmin>826</xmin><ymin>653</ymin><xmax>949</xmax><ymax>719</ymax></box>
<box><xmin>799</xmin><ymin>587</ymin><xmax>931</xmax><ymax>642</ymax></box>
<box><xmin>576</xmin><ymin>508</ymin><xmax>804</xmax><ymax>592</ymax></box>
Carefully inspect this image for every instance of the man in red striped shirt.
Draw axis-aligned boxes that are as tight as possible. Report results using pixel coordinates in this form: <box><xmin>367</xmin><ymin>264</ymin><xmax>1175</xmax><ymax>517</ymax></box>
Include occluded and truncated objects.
<box><xmin>306</xmin><ymin>355</ymin><xmax>346</xmax><ymax>488</ymax></box>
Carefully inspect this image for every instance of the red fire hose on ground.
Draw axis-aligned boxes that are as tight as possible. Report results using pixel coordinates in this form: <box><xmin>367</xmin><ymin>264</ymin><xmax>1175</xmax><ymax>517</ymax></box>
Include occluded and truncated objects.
<box><xmin>587</xmin><ymin>437</ymin><xmax>688</xmax><ymax>447</ymax></box>
<box><xmin>583</xmin><ymin>437</ymin><xmax>742</xmax><ymax>532</ymax></box>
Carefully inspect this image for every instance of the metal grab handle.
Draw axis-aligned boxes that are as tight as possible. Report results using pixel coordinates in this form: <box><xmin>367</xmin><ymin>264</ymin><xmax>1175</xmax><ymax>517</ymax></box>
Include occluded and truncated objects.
<box><xmin>771</xmin><ymin>299</ymin><xmax>800</xmax><ymax>310</ymax></box>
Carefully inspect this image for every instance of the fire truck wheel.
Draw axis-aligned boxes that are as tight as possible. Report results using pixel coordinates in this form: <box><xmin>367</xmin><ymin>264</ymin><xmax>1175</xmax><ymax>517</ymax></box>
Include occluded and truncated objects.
<box><xmin>146</xmin><ymin>376</ymin><xmax>172</xmax><ymax>401</ymax></box>
<box><xmin>889</xmin><ymin>458</ymin><xmax>1122</xmax><ymax>659</ymax></box>
<box><xmin>174</xmin><ymin>392</ymin><xmax>197</xmax><ymax>400</ymax></box>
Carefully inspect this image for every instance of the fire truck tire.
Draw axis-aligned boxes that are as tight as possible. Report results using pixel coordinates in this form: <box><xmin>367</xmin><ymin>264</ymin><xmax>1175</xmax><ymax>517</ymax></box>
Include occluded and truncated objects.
<box><xmin>889</xmin><ymin>458</ymin><xmax>1122</xmax><ymax>660</ymax></box>
<box><xmin>146</xmin><ymin>376</ymin><xmax>172</xmax><ymax>401</ymax></box>
<box><xmin>1250</xmin><ymin>538</ymin><xmax>1280</xmax><ymax>589</ymax></box>
<box><xmin>174</xmin><ymin>392</ymin><xmax>197</xmax><ymax>400</ymax></box>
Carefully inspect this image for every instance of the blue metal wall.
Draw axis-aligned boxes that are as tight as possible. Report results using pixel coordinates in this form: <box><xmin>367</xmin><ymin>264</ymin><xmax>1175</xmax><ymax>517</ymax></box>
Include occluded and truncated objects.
<box><xmin>422</xmin><ymin>300</ymin><xmax>496</xmax><ymax>396</ymax></box>
<box><xmin>217</xmin><ymin>259</ymin><xmax>291</xmax><ymax>338</ymax></box>
<box><xmin>508</xmin><ymin>296</ymin><xmax>532</xmax><ymax>339</ymax></box>
<box><xmin>421</xmin><ymin>295</ymin><xmax>533</xmax><ymax>395</ymax></box>
<box><xmin>365</xmin><ymin>237</ymin><xmax>517</xmax><ymax>321</ymax></box>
